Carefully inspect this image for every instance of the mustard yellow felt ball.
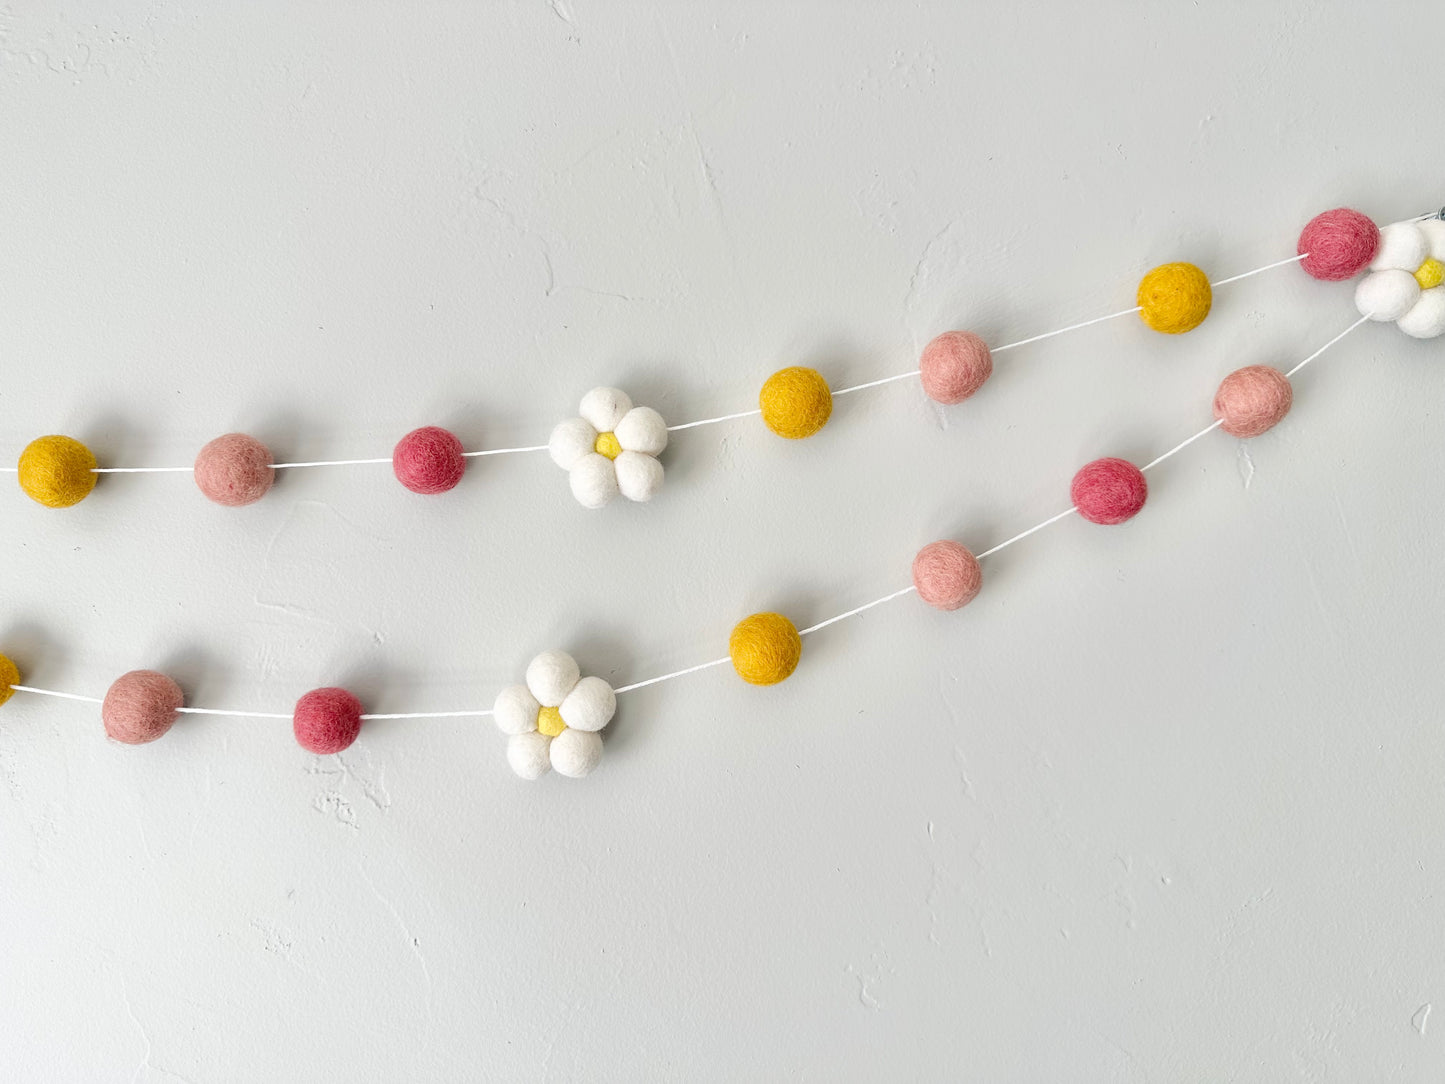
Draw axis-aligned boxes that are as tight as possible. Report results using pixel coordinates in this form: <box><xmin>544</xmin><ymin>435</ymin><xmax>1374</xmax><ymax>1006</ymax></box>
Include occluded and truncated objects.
<box><xmin>17</xmin><ymin>435</ymin><xmax>98</xmax><ymax>508</ymax></box>
<box><xmin>729</xmin><ymin>611</ymin><xmax>802</xmax><ymax>686</ymax></box>
<box><xmin>759</xmin><ymin>367</ymin><xmax>832</xmax><ymax>439</ymax></box>
<box><xmin>1137</xmin><ymin>262</ymin><xmax>1212</xmax><ymax>334</ymax></box>
<box><xmin>0</xmin><ymin>653</ymin><xmax>20</xmax><ymax>707</ymax></box>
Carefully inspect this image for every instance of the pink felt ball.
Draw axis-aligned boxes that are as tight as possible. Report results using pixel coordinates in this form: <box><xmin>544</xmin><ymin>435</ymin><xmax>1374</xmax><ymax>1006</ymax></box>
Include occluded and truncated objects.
<box><xmin>294</xmin><ymin>687</ymin><xmax>363</xmax><ymax>754</ymax></box>
<box><xmin>911</xmin><ymin>540</ymin><xmax>983</xmax><ymax>611</ymax></box>
<box><xmin>919</xmin><ymin>330</ymin><xmax>994</xmax><ymax>405</ymax></box>
<box><xmin>1297</xmin><ymin>208</ymin><xmax>1379</xmax><ymax>282</ymax></box>
<box><xmin>102</xmin><ymin>670</ymin><xmax>184</xmax><ymax>745</ymax></box>
<box><xmin>1213</xmin><ymin>365</ymin><xmax>1293</xmax><ymax>438</ymax></box>
<box><xmin>393</xmin><ymin>426</ymin><xmax>466</xmax><ymax>494</ymax></box>
<box><xmin>1071</xmin><ymin>457</ymin><xmax>1148</xmax><ymax>525</ymax></box>
<box><xmin>194</xmin><ymin>433</ymin><xmax>276</xmax><ymax>506</ymax></box>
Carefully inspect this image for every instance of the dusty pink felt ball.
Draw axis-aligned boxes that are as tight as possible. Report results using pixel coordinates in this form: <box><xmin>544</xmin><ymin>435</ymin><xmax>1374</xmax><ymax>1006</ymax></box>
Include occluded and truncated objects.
<box><xmin>911</xmin><ymin>540</ymin><xmax>982</xmax><ymax>611</ymax></box>
<box><xmin>102</xmin><ymin>670</ymin><xmax>184</xmax><ymax>745</ymax></box>
<box><xmin>194</xmin><ymin>433</ymin><xmax>276</xmax><ymax>506</ymax></box>
<box><xmin>919</xmin><ymin>330</ymin><xmax>994</xmax><ymax>405</ymax></box>
<box><xmin>1071</xmin><ymin>457</ymin><xmax>1147</xmax><ymax>525</ymax></box>
<box><xmin>1297</xmin><ymin>208</ymin><xmax>1379</xmax><ymax>282</ymax></box>
<box><xmin>1213</xmin><ymin>365</ymin><xmax>1293</xmax><ymax>438</ymax></box>
<box><xmin>393</xmin><ymin>426</ymin><xmax>466</xmax><ymax>494</ymax></box>
<box><xmin>294</xmin><ymin>687</ymin><xmax>363</xmax><ymax>754</ymax></box>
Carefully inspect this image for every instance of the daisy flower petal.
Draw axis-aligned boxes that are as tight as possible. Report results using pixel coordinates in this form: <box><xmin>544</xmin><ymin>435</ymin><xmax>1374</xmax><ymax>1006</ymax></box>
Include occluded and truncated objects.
<box><xmin>550</xmin><ymin>728</ymin><xmax>603</xmax><ymax>778</ymax></box>
<box><xmin>1370</xmin><ymin>221</ymin><xmax>1428</xmax><ymax>272</ymax></box>
<box><xmin>614</xmin><ymin>406</ymin><xmax>669</xmax><ymax>455</ymax></box>
<box><xmin>614</xmin><ymin>450</ymin><xmax>664</xmax><ymax>502</ymax></box>
<box><xmin>508</xmin><ymin>732</ymin><xmax>552</xmax><ymax>779</ymax></box>
<box><xmin>526</xmin><ymin>650</ymin><xmax>580</xmax><ymax>707</ymax></box>
<box><xmin>569</xmin><ymin>453</ymin><xmax>620</xmax><ymax>508</ymax></box>
<box><xmin>559</xmin><ymin>675</ymin><xmax>617</xmax><ymax>732</ymax></box>
<box><xmin>578</xmin><ymin>387</ymin><xmax>633</xmax><ymax>432</ymax></box>
<box><xmin>1399</xmin><ymin>289</ymin><xmax>1445</xmax><ymax>339</ymax></box>
<box><xmin>549</xmin><ymin>417</ymin><xmax>598</xmax><ymax>470</ymax></box>
<box><xmin>1356</xmin><ymin>269</ymin><xmax>1420</xmax><ymax>322</ymax></box>
<box><xmin>493</xmin><ymin>684</ymin><xmax>541</xmax><ymax>735</ymax></box>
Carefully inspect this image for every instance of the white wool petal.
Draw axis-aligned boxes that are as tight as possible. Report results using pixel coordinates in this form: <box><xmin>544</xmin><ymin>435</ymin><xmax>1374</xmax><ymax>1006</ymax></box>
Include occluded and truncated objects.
<box><xmin>1370</xmin><ymin>221</ymin><xmax>1428</xmax><ymax>272</ymax></box>
<box><xmin>549</xmin><ymin>728</ymin><xmax>603</xmax><ymax>778</ymax></box>
<box><xmin>549</xmin><ymin>417</ymin><xmax>597</xmax><ymax>470</ymax></box>
<box><xmin>569</xmin><ymin>454</ymin><xmax>620</xmax><ymax>508</ymax></box>
<box><xmin>507</xmin><ymin>732</ymin><xmax>552</xmax><ymax>780</ymax></box>
<box><xmin>1355</xmin><ymin>270</ymin><xmax>1420</xmax><ymax>322</ymax></box>
<box><xmin>614</xmin><ymin>406</ymin><xmax>669</xmax><ymax>455</ymax></box>
<box><xmin>493</xmin><ymin>684</ymin><xmax>541</xmax><ymax>735</ymax></box>
<box><xmin>1420</xmin><ymin>220</ymin><xmax>1445</xmax><ymax>262</ymax></box>
<box><xmin>578</xmin><ymin>387</ymin><xmax>633</xmax><ymax>433</ymax></box>
<box><xmin>526</xmin><ymin>650</ymin><xmax>580</xmax><ymax>707</ymax></box>
<box><xmin>559</xmin><ymin>675</ymin><xmax>617</xmax><ymax>732</ymax></box>
<box><xmin>1397</xmin><ymin>288</ymin><xmax>1445</xmax><ymax>339</ymax></box>
<box><xmin>614</xmin><ymin>450</ymin><xmax>664</xmax><ymax>502</ymax></box>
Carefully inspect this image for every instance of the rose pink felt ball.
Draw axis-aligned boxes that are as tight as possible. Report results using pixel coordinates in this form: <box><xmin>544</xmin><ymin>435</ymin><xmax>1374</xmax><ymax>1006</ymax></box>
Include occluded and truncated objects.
<box><xmin>1213</xmin><ymin>365</ymin><xmax>1293</xmax><ymax>438</ymax></box>
<box><xmin>102</xmin><ymin>670</ymin><xmax>184</xmax><ymax>745</ymax></box>
<box><xmin>911</xmin><ymin>540</ymin><xmax>983</xmax><ymax>611</ymax></box>
<box><xmin>294</xmin><ymin>687</ymin><xmax>363</xmax><ymax>754</ymax></box>
<box><xmin>393</xmin><ymin>426</ymin><xmax>466</xmax><ymax>494</ymax></box>
<box><xmin>1071</xmin><ymin>457</ymin><xmax>1147</xmax><ymax>525</ymax></box>
<box><xmin>919</xmin><ymin>330</ymin><xmax>993</xmax><ymax>405</ymax></box>
<box><xmin>194</xmin><ymin>433</ymin><xmax>275</xmax><ymax>506</ymax></box>
<box><xmin>1297</xmin><ymin>208</ymin><xmax>1379</xmax><ymax>282</ymax></box>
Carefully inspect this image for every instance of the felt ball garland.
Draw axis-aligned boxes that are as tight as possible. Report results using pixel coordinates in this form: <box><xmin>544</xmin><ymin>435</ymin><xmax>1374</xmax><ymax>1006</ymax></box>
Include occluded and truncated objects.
<box><xmin>2</xmin><ymin>203</ymin><xmax>1442</xmax><ymax>782</ymax></box>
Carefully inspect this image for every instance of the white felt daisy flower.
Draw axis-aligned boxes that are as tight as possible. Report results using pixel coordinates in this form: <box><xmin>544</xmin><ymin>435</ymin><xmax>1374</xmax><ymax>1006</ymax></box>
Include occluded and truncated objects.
<box><xmin>548</xmin><ymin>387</ymin><xmax>668</xmax><ymax>508</ymax></box>
<box><xmin>1354</xmin><ymin>219</ymin><xmax>1445</xmax><ymax>339</ymax></box>
<box><xmin>493</xmin><ymin>650</ymin><xmax>617</xmax><ymax>780</ymax></box>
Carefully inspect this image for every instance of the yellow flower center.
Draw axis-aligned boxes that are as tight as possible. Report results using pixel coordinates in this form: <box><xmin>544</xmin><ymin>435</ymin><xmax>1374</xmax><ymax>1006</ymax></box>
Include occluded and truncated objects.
<box><xmin>536</xmin><ymin>705</ymin><xmax>566</xmax><ymax>737</ymax></box>
<box><xmin>594</xmin><ymin>431</ymin><xmax>622</xmax><ymax>459</ymax></box>
<box><xmin>1415</xmin><ymin>258</ymin><xmax>1444</xmax><ymax>291</ymax></box>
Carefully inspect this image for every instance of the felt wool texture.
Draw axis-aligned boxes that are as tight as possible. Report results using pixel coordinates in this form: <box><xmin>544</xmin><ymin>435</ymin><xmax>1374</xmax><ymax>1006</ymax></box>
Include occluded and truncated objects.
<box><xmin>1397</xmin><ymin>289</ymin><xmax>1445</xmax><ymax>340</ymax></box>
<box><xmin>1416</xmin><ymin>259</ymin><xmax>1445</xmax><ymax>291</ymax></box>
<box><xmin>102</xmin><ymin>670</ymin><xmax>183</xmax><ymax>745</ymax></box>
<box><xmin>293</xmin><ymin>687</ymin><xmax>363</xmax><ymax>754</ymax></box>
<box><xmin>919</xmin><ymin>330</ymin><xmax>994</xmax><ymax>405</ymax></box>
<box><xmin>759</xmin><ymin>367</ymin><xmax>832</xmax><ymax>439</ymax></box>
<box><xmin>1071</xmin><ymin>457</ymin><xmax>1148</xmax><ymax>525</ymax></box>
<box><xmin>392</xmin><ymin>426</ymin><xmax>466</xmax><ymax>494</ymax></box>
<box><xmin>1371</xmin><ymin>221</ymin><xmax>1429</xmax><ymax>272</ymax></box>
<box><xmin>0</xmin><ymin>654</ymin><xmax>20</xmax><ymax>707</ymax></box>
<box><xmin>1356</xmin><ymin>269</ymin><xmax>1421</xmax><ymax>322</ymax></box>
<box><xmin>1297</xmin><ymin>208</ymin><xmax>1380</xmax><ymax>281</ymax></box>
<box><xmin>1213</xmin><ymin>365</ymin><xmax>1293</xmax><ymax>438</ymax></box>
<box><xmin>1137</xmin><ymin>262</ymin><xmax>1212</xmax><ymax>334</ymax></box>
<box><xmin>1355</xmin><ymin>220</ymin><xmax>1445</xmax><ymax>338</ymax></box>
<box><xmin>193</xmin><ymin>433</ymin><xmax>275</xmax><ymax>506</ymax></box>
<box><xmin>550</xmin><ymin>390</ymin><xmax>668</xmax><ymax>507</ymax></box>
<box><xmin>494</xmin><ymin>650</ymin><xmax>616</xmax><ymax>779</ymax></box>
<box><xmin>911</xmin><ymin>540</ymin><xmax>983</xmax><ymax>611</ymax></box>
<box><xmin>17</xmin><ymin>435</ymin><xmax>98</xmax><ymax>508</ymax></box>
<box><xmin>729</xmin><ymin>612</ymin><xmax>802</xmax><ymax>685</ymax></box>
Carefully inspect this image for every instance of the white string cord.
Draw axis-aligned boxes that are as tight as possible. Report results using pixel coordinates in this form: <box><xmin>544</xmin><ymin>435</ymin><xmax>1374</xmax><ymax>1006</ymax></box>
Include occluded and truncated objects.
<box><xmin>0</xmin><ymin>252</ymin><xmax>1327</xmax><ymax>476</ymax></box>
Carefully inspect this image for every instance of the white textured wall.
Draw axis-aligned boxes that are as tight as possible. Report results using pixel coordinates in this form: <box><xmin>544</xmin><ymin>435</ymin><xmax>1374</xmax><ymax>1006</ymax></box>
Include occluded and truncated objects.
<box><xmin>2</xmin><ymin>2</ymin><xmax>1444</xmax><ymax>1080</ymax></box>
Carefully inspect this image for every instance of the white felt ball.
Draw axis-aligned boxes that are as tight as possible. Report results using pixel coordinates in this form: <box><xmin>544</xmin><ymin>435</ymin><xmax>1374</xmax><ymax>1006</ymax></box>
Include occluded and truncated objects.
<box><xmin>493</xmin><ymin>684</ymin><xmax>541</xmax><ymax>735</ymax></box>
<box><xmin>578</xmin><ymin>387</ymin><xmax>633</xmax><ymax>433</ymax></box>
<box><xmin>614</xmin><ymin>450</ymin><xmax>664</xmax><ymax>502</ymax></box>
<box><xmin>1356</xmin><ymin>270</ymin><xmax>1420</xmax><ymax>322</ymax></box>
<box><xmin>508</xmin><ymin>731</ymin><xmax>552</xmax><ymax>780</ymax></box>
<box><xmin>614</xmin><ymin>406</ymin><xmax>669</xmax><ymax>455</ymax></box>
<box><xmin>569</xmin><ymin>453</ymin><xmax>619</xmax><ymax>509</ymax></box>
<box><xmin>548</xmin><ymin>417</ymin><xmax>597</xmax><ymax>470</ymax></box>
<box><xmin>1421</xmin><ymin>220</ymin><xmax>1445</xmax><ymax>262</ymax></box>
<box><xmin>550</xmin><ymin>728</ymin><xmax>603</xmax><ymax>778</ymax></box>
<box><xmin>1370</xmin><ymin>221</ymin><xmax>1428</xmax><ymax>271</ymax></box>
<box><xmin>526</xmin><ymin>650</ymin><xmax>580</xmax><ymax>707</ymax></box>
<box><xmin>559</xmin><ymin>675</ymin><xmax>617</xmax><ymax>732</ymax></box>
<box><xmin>1398</xmin><ymin>289</ymin><xmax>1445</xmax><ymax>339</ymax></box>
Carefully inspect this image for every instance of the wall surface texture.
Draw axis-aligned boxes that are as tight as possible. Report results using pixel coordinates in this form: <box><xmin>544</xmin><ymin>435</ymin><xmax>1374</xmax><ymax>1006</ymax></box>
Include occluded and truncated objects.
<box><xmin>2</xmin><ymin>2</ymin><xmax>1444</xmax><ymax>1080</ymax></box>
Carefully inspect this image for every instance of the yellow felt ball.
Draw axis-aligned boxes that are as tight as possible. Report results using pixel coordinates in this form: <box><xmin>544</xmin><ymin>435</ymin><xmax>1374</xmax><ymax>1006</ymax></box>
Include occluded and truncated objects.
<box><xmin>0</xmin><ymin>653</ymin><xmax>19</xmax><ymax>707</ymax></box>
<box><xmin>1137</xmin><ymin>262</ymin><xmax>1212</xmax><ymax>334</ymax></box>
<box><xmin>17</xmin><ymin>435</ymin><xmax>98</xmax><ymax>508</ymax></box>
<box><xmin>1415</xmin><ymin>258</ymin><xmax>1444</xmax><ymax>291</ymax></box>
<box><xmin>729</xmin><ymin>611</ymin><xmax>802</xmax><ymax>686</ymax></box>
<box><xmin>759</xmin><ymin>366</ymin><xmax>832</xmax><ymax>439</ymax></box>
